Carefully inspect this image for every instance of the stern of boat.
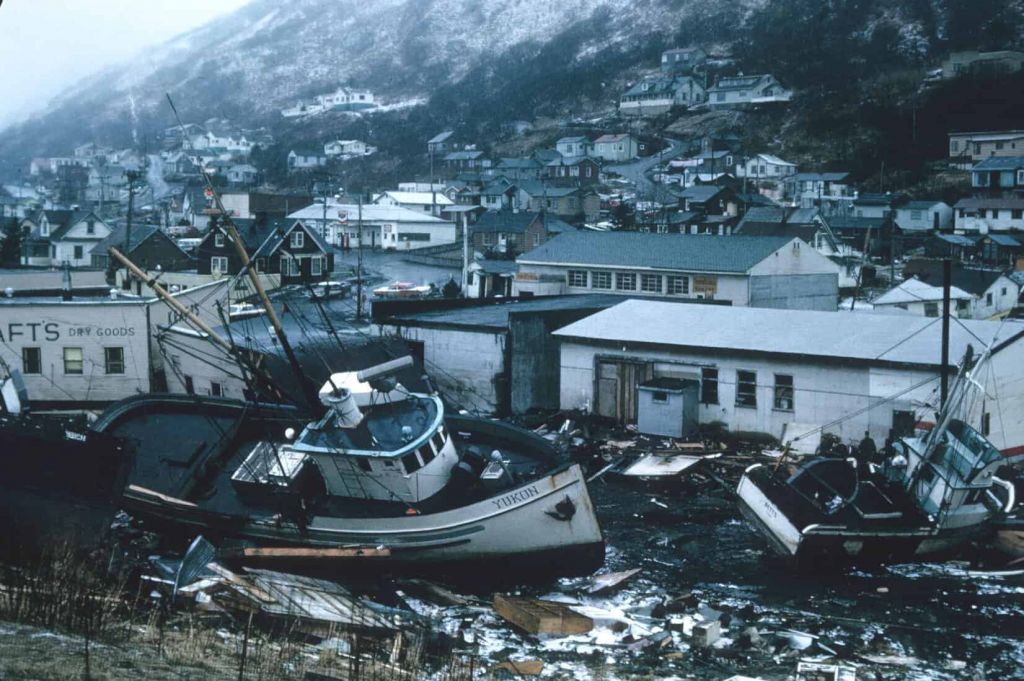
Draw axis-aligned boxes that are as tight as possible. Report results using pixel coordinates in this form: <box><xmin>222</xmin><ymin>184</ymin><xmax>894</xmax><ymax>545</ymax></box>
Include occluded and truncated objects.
<box><xmin>736</xmin><ymin>464</ymin><xmax>802</xmax><ymax>559</ymax></box>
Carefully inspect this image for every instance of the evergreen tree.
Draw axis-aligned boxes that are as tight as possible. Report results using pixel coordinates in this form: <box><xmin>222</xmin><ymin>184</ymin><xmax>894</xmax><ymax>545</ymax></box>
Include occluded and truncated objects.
<box><xmin>0</xmin><ymin>219</ymin><xmax>23</xmax><ymax>267</ymax></box>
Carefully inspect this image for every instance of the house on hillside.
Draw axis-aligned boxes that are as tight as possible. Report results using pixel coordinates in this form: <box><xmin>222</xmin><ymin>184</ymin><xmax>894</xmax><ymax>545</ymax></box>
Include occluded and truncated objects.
<box><xmin>481</xmin><ymin>178</ymin><xmax>519</xmax><ymax>211</ymax></box>
<box><xmin>708</xmin><ymin>74</ymin><xmax>790</xmax><ymax>108</ymax></box>
<box><xmin>954</xmin><ymin>197</ymin><xmax>1024</xmax><ymax>233</ymax></box>
<box><xmin>737</xmin><ymin>154</ymin><xmax>797</xmax><ymax>181</ymax></box>
<box><xmin>904</xmin><ymin>259</ymin><xmax>1020</xmax><ymax>319</ymax></box>
<box><xmin>784</xmin><ymin>172</ymin><xmax>856</xmax><ymax>212</ymax></box>
<box><xmin>661</xmin><ymin>47</ymin><xmax>707</xmax><ymax>74</ymax></box>
<box><xmin>894</xmin><ymin>200</ymin><xmax>953</xmax><ymax>232</ymax></box>
<box><xmin>20</xmin><ymin>210</ymin><xmax>111</xmax><ymax>267</ymax></box>
<box><xmin>470</xmin><ymin>210</ymin><xmax>572</xmax><ymax>254</ymax></box>
<box><xmin>324</xmin><ymin>140</ymin><xmax>370</xmax><ymax>157</ymax></box>
<box><xmin>196</xmin><ymin>217</ymin><xmax>290</xmax><ymax>276</ymax></box>
<box><xmin>853</xmin><ymin>193</ymin><xmax>906</xmax><ymax>219</ymax></box>
<box><xmin>90</xmin><ymin>224</ymin><xmax>192</xmax><ymax>272</ymax></box>
<box><xmin>495</xmin><ymin>158</ymin><xmax>543</xmax><ymax>181</ymax></box>
<box><xmin>949</xmin><ymin>130</ymin><xmax>1024</xmax><ymax>166</ymax></box>
<box><xmin>226</xmin><ymin>164</ymin><xmax>258</xmax><ymax>185</ymax></box>
<box><xmin>871</xmin><ymin>278</ymin><xmax>974</xmax><ymax>318</ymax></box>
<box><xmin>970</xmin><ymin>156</ymin><xmax>1024</xmax><ymax>193</ymax></box>
<box><xmin>442</xmin><ymin>150</ymin><xmax>491</xmax><ymax>171</ymax></box>
<box><xmin>516</xmin><ymin>182</ymin><xmax>599</xmax><ymax>223</ymax></box>
<box><xmin>593</xmin><ymin>134</ymin><xmax>638</xmax><ymax>162</ymax></box>
<box><xmin>513</xmin><ymin>231</ymin><xmax>840</xmax><ymax>310</ymax></box>
<box><xmin>251</xmin><ymin>221</ymin><xmax>334</xmax><ymax>284</ymax></box>
<box><xmin>427</xmin><ymin>131</ymin><xmax>459</xmax><ymax>157</ymax></box>
<box><xmin>543</xmin><ymin>156</ymin><xmax>601</xmax><ymax>186</ymax></box>
<box><xmin>619</xmin><ymin>75</ymin><xmax>706</xmax><ymax>117</ymax></box>
<box><xmin>941</xmin><ymin>50</ymin><xmax>1024</xmax><ymax>79</ymax></box>
<box><xmin>374</xmin><ymin>190</ymin><xmax>454</xmax><ymax>217</ymax></box>
<box><xmin>556</xmin><ymin>136</ymin><xmax>593</xmax><ymax>157</ymax></box>
<box><xmin>287</xmin><ymin>149</ymin><xmax>326</xmax><ymax>171</ymax></box>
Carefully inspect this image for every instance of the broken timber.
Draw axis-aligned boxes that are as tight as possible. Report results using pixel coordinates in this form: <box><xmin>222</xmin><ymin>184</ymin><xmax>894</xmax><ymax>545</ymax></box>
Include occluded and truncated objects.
<box><xmin>493</xmin><ymin>595</ymin><xmax>593</xmax><ymax>636</ymax></box>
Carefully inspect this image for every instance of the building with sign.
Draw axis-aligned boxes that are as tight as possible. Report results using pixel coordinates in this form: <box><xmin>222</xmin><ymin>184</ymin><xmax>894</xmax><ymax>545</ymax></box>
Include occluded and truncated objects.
<box><xmin>288</xmin><ymin>201</ymin><xmax>457</xmax><ymax>249</ymax></box>
<box><xmin>513</xmin><ymin>231</ymin><xmax>840</xmax><ymax>310</ymax></box>
<box><xmin>0</xmin><ymin>281</ymin><xmax>229</xmax><ymax>408</ymax></box>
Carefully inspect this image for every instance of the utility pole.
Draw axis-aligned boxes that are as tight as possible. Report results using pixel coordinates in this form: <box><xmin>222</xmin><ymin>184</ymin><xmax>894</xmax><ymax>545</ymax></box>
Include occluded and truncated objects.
<box><xmin>462</xmin><ymin>210</ymin><xmax>469</xmax><ymax>293</ymax></box>
<box><xmin>123</xmin><ymin>169</ymin><xmax>142</xmax><ymax>290</ymax></box>
<box><xmin>356</xmin><ymin>195</ymin><xmax>364</xmax><ymax>321</ymax></box>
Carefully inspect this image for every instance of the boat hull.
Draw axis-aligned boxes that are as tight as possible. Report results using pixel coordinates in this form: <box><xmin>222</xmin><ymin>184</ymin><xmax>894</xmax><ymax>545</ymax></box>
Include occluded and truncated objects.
<box><xmin>737</xmin><ymin>464</ymin><xmax>994</xmax><ymax>566</ymax></box>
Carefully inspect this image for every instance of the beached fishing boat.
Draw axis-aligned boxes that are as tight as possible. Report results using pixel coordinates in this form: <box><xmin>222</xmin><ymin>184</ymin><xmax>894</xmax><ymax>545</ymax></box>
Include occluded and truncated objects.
<box><xmin>0</xmin><ymin>373</ymin><xmax>132</xmax><ymax>553</ymax></box>
<box><xmin>91</xmin><ymin>356</ymin><xmax>604</xmax><ymax>575</ymax></box>
<box><xmin>307</xmin><ymin>280</ymin><xmax>351</xmax><ymax>301</ymax></box>
<box><xmin>372</xmin><ymin>281</ymin><xmax>435</xmax><ymax>299</ymax></box>
<box><xmin>737</xmin><ymin>347</ymin><xmax>1016</xmax><ymax>565</ymax></box>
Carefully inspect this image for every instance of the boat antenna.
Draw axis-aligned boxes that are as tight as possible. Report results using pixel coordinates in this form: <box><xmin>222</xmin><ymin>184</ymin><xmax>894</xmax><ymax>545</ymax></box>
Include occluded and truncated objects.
<box><xmin>166</xmin><ymin>93</ymin><xmax>321</xmax><ymax>416</ymax></box>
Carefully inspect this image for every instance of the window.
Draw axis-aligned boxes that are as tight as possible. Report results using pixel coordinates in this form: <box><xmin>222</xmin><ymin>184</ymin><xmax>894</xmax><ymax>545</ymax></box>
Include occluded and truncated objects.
<box><xmin>910</xmin><ymin>210</ymin><xmax>922</xmax><ymax>220</ymax></box>
<box><xmin>73</xmin><ymin>245</ymin><xmax>83</xmax><ymax>260</ymax></box>
<box><xmin>215</xmin><ymin>232</ymin><xmax>225</xmax><ymax>248</ymax></box>
<box><xmin>996</xmin><ymin>141</ymin><xmax>1005</xmax><ymax>150</ymax></box>
<box><xmin>86</xmin><ymin>220</ymin><xmax>95</xmax><ymax>235</ymax></box>
<box><xmin>986</xmin><ymin>292</ymin><xmax>993</xmax><ymax>305</ymax></box>
<box><xmin>591</xmin><ymin>271</ymin><xmax>612</xmax><ymax>289</ymax></box>
<box><xmin>640</xmin><ymin>273</ymin><xmax>662</xmax><ymax>293</ymax></box>
<box><xmin>701</xmin><ymin>368</ymin><xmax>718</xmax><ymax>404</ymax></box>
<box><xmin>651</xmin><ymin>391</ymin><xmax>669</xmax><ymax>404</ymax></box>
<box><xmin>281</xmin><ymin>257</ymin><xmax>295</xmax><ymax>277</ymax></box>
<box><xmin>311</xmin><ymin>256</ymin><xmax>322</xmax><ymax>277</ymax></box>
<box><xmin>419</xmin><ymin>444</ymin><xmax>435</xmax><ymax>466</ymax></box>
<box><xmin>666</xmin><ymin>275</ymin><xmax>689</xmax><ymax>295</ymax></box>
<box><xmin>356</xmin><ymin>458</ymin><xmax>372</xmax><ymax>472</ymax></box>
<box><xmin>104</xmin><ymin>347</ymin><xmax>124</xmax><ymax>374</ymax></box>
<box><xmin>482</xmin><ymin>232</ymin><xmax>496</xmax><ymax>246</ymax></box>
<box><xmin>1013</xmin><ymin>210</ymin><xmax>1023</xmax><ymax>220</ymax></box>
<box><xmin>1017</xmin><ymin>170</ymin><xmax>1024</xmax><ymax>185</ymax></box>
<box><xmin>184</xmin><ymin>375</ymin><xmax>194</xmax><ymax>395</ymax></box>
<box><xmin>290</xmin><ymin>231</ymin><xmax>305</xmax><ymax>248</ymax></box>
<box><xmin>974</xmin><ymin>143</ymin><xmax>982</xmax><ymax>155</ymax></box>
<box><xmin>1002</xmin><ymin>287</ymin><xmax>1008</xmax><ymax>296</ymax></box>
<box><xmin>736</xmin><ymin>370</ymin><xmax>757</xmax><ymax>408</ymax></box>
<box><xmin>210</xmin><ymin>256</ymin><xmax>228</xmax><ymax>274</ymax></box>
<box><xmin>982</xmin><ymin>412</ymin><xmax>991</xmax><ymax>436</ymax></box>
<box><xmin>210</xmin><ymin>382</ymin><xmax>222</xmax><ymax>397</ymax></box>
<box><xmin>951</xmin><ymin>141</ymin><xmax>959</xmax><ymax>151</ymax></box>
<box><xmin>567</xmin><ymin>270</ymin><xmax>588</xmax><ymax>287</ymax></box>
<box><xmin>402</xmin><ymin>452</ymin><xmax>422</xmax><ymax>474</ymax></box>
<box><xmin>63</xmin><ymin>347</ymin><xmax>83</xmax><ymax>375</ymax></box>
<box><xmin>255</xmin><ymin>257</ymin><xmax>266</xmax><ymax>273</ymax></box>
<box><xmin>773</xmin><ymin>374</ymin><xmax>794</xmax><ymax>411</ymax></box>
<box><xmin>22</xmin><ymin>347</ymin><xmax>41</xmax><ymax>374</ymax></box>
<box><xmin>615</xmin><ymin>272</ymin><xmax>636</xmax><ymax>291</ymax></box>
<box><xmin>924</xmin><ymin>301</ymin><xmax>939</xmax><ymax>317</ymax></box>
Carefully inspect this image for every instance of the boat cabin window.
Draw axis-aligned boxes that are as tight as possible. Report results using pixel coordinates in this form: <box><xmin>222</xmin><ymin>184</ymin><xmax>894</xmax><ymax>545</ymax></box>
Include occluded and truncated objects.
<box><xmin>356</xmin><ymin>458</ymin><xmax>372</xmax><ymax>472</ymax></box>
<box><xmin>419</xmin><ymin>444</ymin><xmax>435</xmax><ymax>465</ymax></box>
<box><xmin>432</xmin><ymin>429</ymin><xmax>446</xmax><ymax>451</ymax></box>
<box><xmin>402</xmin><ymin>452</ymin><xmax>422</xmax><ymax>475</ymax></box>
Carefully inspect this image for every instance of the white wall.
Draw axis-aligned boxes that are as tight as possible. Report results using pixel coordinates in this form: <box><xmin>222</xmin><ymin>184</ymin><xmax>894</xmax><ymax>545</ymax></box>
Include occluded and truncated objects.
<box><xmin>971</xmin><ymin>277</ymin><xmax>1019</xmax><ymax>319</ymax></box>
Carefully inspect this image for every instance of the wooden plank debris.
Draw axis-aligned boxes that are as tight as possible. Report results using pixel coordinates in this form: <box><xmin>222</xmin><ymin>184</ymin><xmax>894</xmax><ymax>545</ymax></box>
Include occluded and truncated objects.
<box><xmin>493</xmin><ymin>595</ymin><xmax>593</xmax><ymax>636</ymax></box>
<box><xmin>585</xmin><ymin>568</ymin><xmax>641</xmax><ymax>595</ymax></box>
<box><xmin>494</xmin><ymin>659</ymin><xmax>544</xmax><ymax>676</ymax></box>
<box><xmin>220</xmin><ymin>546</ymin><xmax>391</xmax><ymax>561</ymax></box>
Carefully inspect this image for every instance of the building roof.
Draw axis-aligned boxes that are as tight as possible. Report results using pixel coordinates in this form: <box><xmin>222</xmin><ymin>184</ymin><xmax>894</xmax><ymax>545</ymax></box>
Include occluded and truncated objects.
<box><xmin>680</xmin><ymin>185</ymin><xmax>726</xmax><ymax>202</ymax></box>
<box><xmin>949</xmin><ymin>130</ymin><xmax>1024</xmax><ymax>141</ymax></box>
<box><xmin>934</xmin><ymin>233</ymin><xmax>979</xmax><ymax>247</ymax></box>
<box><xmin>554</xmin><ymin>299</ymin><xmax>1024</xmax><ymax>369</ymax></box>
<box><xmin>288</xmin><ymin>202</ymin><xmax>449</xmax><ymax>224</ymax></box>
<box><xmin>985</xmin><ymin>234</ymin><xmax>1022</xmax><ymax>247</ymax></box>
<box><xmin>498</xmin><ymin>157</ymin><xmax>541</xmax><ymax>170</ymax></box>
<box><xmin>254</xmin><ymin>220</ymin><xmax>331</xmax><ymax>258</ymax></box>
<box><xmin>751</xmin><ymin>153</ymin><xmax>795</xmax><ymax>167</ymax></box>
<box><xmin>472</xmin><ymin>210</ymin><xmax>572</xmax><ymax>235</ymax></box>
<box><xmin>901</xmin><ymin>200</ymin><xmax>948</xmax><ymax>210</ymax></box>
<box><xmin>791</xmin><ymin>172</ymin><xmax>851</xmax><ymax>182</ymax></box>
<box><xmin>709</xmin><ymin>74</ymin><xmax>772</xmax><ymax>92</ymax></box>
<box><xmin>903</xmin><ymin>260</ymin><xmax>1008</xmax><ymax>297</ymax></box>
<box><xmin>872</xmin><ymin>277</ymin><xmax>973</xmax><ymax>305</ymax></box>
<box><xmin>517</xmin><ymin>181</ymin><xmax>578</xmax><ymax>198</ymax></box>
<box><xmin>92</xmin><ymin>223</ymin><xmax>165</xmax><ymax>255</ymax></box>
<box><xmin>854</xmin><ymin>193</ymin><xmax>903</xmax><ymax>207</ymax></box>
<box><xmin>443</xmin><ymin>150</ymin><xmax>484</xmax><ymax>161</ymax></box>
<box><xmin>971</xmin><ymin>156</ymin><xmax>1024</xmax><ymax>171</ymax></box>
<box><xmin>377</xmin><ymin>191</ymin><xmax>454</xmax><ymax>207</ymax></box>
<box><xmin>594</xmin><ymin>133</ymin><xmax>632</xmax><ymax>144</ymax></box>
<box><xmin>428</xmin><ymin>131</ymin><xmax>454</xmax><ymax>145</ymax></box>
<box><xmin>557</xmin><ymin>136</ymin><xmax>590</xmax><ymax>145</ymax></box>
<box><xmin>289</xmin><ymin>149</ymin><xmax>324</xmax><ymax>158</ymax></box>
<box><xmin>517</xmin><ymin>231</ymin><xmax>796</xmax><ymax>274</ymax></box>
<box><xmin>955</xmin><ymin>197</ymin><xmax>1024</xmax><ymax>210</ymax></box>
<box><xmin>825</xmin><ymin>215</ymin><xmax>887</xmax><ymax>231</ymax></box>
<box><xmin>383</xmin><ymin>294</ymin><xmax>624</xmax><ymax>332</ymax></box>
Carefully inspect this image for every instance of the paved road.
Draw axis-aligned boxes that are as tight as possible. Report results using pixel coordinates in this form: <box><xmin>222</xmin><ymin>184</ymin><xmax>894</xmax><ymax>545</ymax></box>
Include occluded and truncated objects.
<box><xmin>605</xmin><ymin>137</ymin><xmax>686</xmax><ymax>200</ymax></box>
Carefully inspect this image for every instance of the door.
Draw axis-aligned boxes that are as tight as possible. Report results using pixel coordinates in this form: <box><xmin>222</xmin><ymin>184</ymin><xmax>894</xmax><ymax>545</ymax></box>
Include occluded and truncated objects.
<box><xmin>596</xmin><ymin>359</ymin><xmax>652</xmax><ymax>423</ymax></box>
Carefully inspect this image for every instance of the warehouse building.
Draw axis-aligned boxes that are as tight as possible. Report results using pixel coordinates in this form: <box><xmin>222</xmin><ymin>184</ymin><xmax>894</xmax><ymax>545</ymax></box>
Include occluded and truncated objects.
<box><xmin>513</xmin><ymin>231</ymin><xmax>840</xmax><ymax>310</ymax></box>
<box><xmin>554</xmin><ymin>300</ymin><xmax>1024</xmax><ymax>454</ymax></box>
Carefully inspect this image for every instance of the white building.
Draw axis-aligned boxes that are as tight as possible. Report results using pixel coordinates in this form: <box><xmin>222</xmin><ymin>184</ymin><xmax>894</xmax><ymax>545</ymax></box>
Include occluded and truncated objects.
<box><xmin>514</xmin><ymin>231</ymin><xmax>841</xmax><ymax>311</ymax></box>
<box><xmin>954</xmin><ymin>198</ymin><xmax>1024</xmax><ymax>234</ymax></box>
<box><xmin>870</xmin><ymin>278</ymin><xmax>974</xmax><ymax>317</ymax></box>
<box><xmin>288</xmin><ymin>201</ymin><xmax>456</xmax><ymax>250</ymax></box>
<box><xmin>707</xmin><ymin>74</ymin><xmax>791</xmax><ymax>108</ymax></box>
<box><xmin>373</xmin><ymin>190</ymin><xmax>454</xmax><ymax>217</ymax></box>
<box><xmin>0</xmin><ymin>281</ymin><xmax>229</xmax><ymax>407</ymax></box>
<box><xmin>324</xmin><ymin>140</ymin><xmax>371</xmax><ymax>157</ymax></box>
<box><xmin>894</xmin><ymin>200</ymin><xmax>954</xmax><ymax>232</ymax></box>
<box><xmin>287</xmin><ymin>149</ymin><xmax>327</xmax><ymax>171</ymax></box>
<box><xmin>592</xmin><ymin>134</ymin><xmax>639</xmax><ymax>162</ymax></box>
<box><xmin>737</xmin><ymin>154</ymin><xmax>797</xmax><ymax>180</ymax></box>
<box><xmin>554</xmin><ymin>299</ymin><xmax>1024</xmax><ymax>454</ymax></box>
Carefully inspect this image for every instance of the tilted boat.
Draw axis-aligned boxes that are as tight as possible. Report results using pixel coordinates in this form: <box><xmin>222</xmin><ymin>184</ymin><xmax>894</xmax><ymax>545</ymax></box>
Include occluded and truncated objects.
<box><xmin>737</xmin><ymin>347</ymin><xmax>1016</xmax><ymax>565</ymax></box>
<box><xmin>91</xmin><ymin>356</ymin><xmax>604</xmax><ymax>576</ymax></box>
<box><xmin>0</xmin><ymin>372</ymin><xmax>132</xmax><ymax>554</ymax></box>
<box><xmin>372</xmin><ymin>281</ymin><xmax>435</xmax><ymax>299</ymax></box>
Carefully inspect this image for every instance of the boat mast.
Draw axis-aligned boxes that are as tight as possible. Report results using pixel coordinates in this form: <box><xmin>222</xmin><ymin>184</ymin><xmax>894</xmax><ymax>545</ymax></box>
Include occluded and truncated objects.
<box><xmin>940</xmin><ymin>258</ymin><xmax>951</xmax><ymax>407</ymax></box>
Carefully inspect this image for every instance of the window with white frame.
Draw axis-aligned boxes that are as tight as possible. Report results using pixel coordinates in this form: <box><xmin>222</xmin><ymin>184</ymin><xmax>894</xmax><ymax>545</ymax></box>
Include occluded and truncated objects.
<box><xmin>736</xmin><ymin>370</ymin><xmax>757</xmax><ymax>408</ymax></box>
<box><xmin>214</xmin><ymin>232</ymin><xmax>224</xmax><ymax>248</ymax></box>
<box><xmin>291</xmin><ymin>230</ymin><xmax>305</xmax><ymax>248</ymax></box>
<box><xmin>666</xmin><ymin>275</ymin><xmax>689</xmax><ymax>295</ymax></box>
<box><xmin>640</xmin><ymin>273</ymin><xmax>662</xmax><ymax>293</ymax></box>
<box><xmin>773</xmin><ymin>374</ymin><xmax>794</xmax><ymax>411</ymax></box>
<box><xmin>567</xmin><ymin>270</ymin><xmax>588</xmax><ymax>287</ymax></box>
<box><xmin>591</xmin><ymin>271</ymin><xmax>612</xmax><ymax>289</ymax></box>
<box><xmin>311</xmin><ymin>256</ymin><xmax>322</xmax><ymax>276</ymax></box>
<box><xmin>615</xmin><ymin>272</ymin><xmax>636</xmax><ymax>291</ymax></box>
<box><xmin>210</xmin><ymin>256</ymin><xmax>228</xmax><ymax>273</ymax></box>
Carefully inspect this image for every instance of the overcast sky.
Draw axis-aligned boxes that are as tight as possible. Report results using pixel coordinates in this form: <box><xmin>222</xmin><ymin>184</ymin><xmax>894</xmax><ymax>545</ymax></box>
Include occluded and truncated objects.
<box><xmin>0</xmin><ymin>0</ymin><xmax>252</xmax><ymax>129</ymax></box>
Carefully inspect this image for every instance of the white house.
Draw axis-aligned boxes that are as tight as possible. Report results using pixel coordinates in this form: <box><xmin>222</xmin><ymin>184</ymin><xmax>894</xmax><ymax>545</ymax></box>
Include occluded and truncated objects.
<box><xmin>226</xmin><ymin>164</ymin><xmax>258</xmax><ymax>185</ymax></box>
<box><xmin>954</xmin><ymin>197</ymin><xmax>1024</xmax><ymax>234</ymax></box>
<box><xmin>324</xmin><ymin>139</ymin><xmax>370</xmax><ymax>157</ymax></box>
<box><xmin>373</xmin><ymin>190</ymin><xmax>453</xmax><ymax>217</ymax></box>
<box><xmin>707</xmin><ymin>74</ymin><xmax>790</xmax><ymax>108</ymax></box>
<box><xmin>20</xmin><ymin>210</ymin><xmax>112</xmax><ymax>267</ymax></box>
<box><xmin>736</xmin><ymin>154</ymin><xmax>797</xmax><ymax>180</ymax></box>
<box><xmin>619</xmin><ymin>75</ymin><xmax>706</xmax><ymax>117</ymax></box>
<box><xmin>556</xmin><ymin>136</ymin><xmax>593</xmax><ymax>158</ymax></box>
<box><xmin>514</xmin><ymin>231</ymin><xmax>840</xmax><ymax>310</ymax></box>
<box><xmin>785</xmin><ymin>172</ymin><xmax>856</xmax><ymax>212</ymax></box>
<box><xmin>287</xmin><ymin>149</ymin><xmax>327</xmax><ymax>171</ymax></box>
<box><xmin>593</xmin><ymin>134</ymin><xmax>639</xmax><ymax>162</ymax></box>
<box><xmin>895</xmin><ymin>200</ymin><xmax>954</xmax><ymax>232</ymax></box>
<box><xmin>871</xmin><ymin>277</ymin><xmax>974</xmax><ymax>317</ymax></box>
<box><xmin>553</xmin><ymin>299</ymin><xmax>1024</xmax><ymax>454</ymax></box>
<box><xmin>288</xmin><ymin>201</ymin><xmax>456</xmax><ymax>250</ymax></box>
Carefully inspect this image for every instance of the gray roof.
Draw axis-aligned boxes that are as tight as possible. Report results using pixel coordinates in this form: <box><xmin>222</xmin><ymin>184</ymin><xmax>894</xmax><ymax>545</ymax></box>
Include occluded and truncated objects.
<box><xmin>680</xmin><ymin>185</ymin><xmax>725</xmax><ymax>202</ymax></box>
<box><xmin>709</xmin><ymin>74</ymin><xmax>771</xmax><ymax>91</ymax></box>
<box><xmin>383</xmin><ymin>294</ymin><xmax>624</xmax><ymax>331</ymax></box>
<box><xmin>825</xmin><ymin>215</ymin><xmax>887</xmax><ymax>231</ymax></box>
<box><xmin>955</xmin><ymin>197</ymin><xmax>1024</xmax><ymax>209</ymax></box>
<box><xmin>443</xmin><ymin>150</ymin><xmax>484</xmax><ymax>161</ymax></box>
<box><xmin>517</xmin><ymin>231</ymin><xmax>796</xmax><ymax>273</ymax></box>
<box><xmin>498</xmin><ymin>157</ymin><xmax>541</xmax><ymax>169</ymax></box>
<box><xmin>93</xmin><ymin>223</ymin><xmax>164</xmax><ymax>254</ymax></box>
<box><xmin>934</xmin><ymin>233</ymin><xmax>979</xmax><ymax>247</ymax></box>
<box><xmin>971</xmin><ymin>156</ymin><xmax>1024</xmax><ymax>171</ymax></box>
<box><xmin>554</xmin><ymin>299</ymin><xmax>1024</xmax><ymax>369</ymax></box>
<box><xmin>901</xmin><ymin>200</ymin><xmax>947</xmax><ymax>210</ymax></box>
<box><xmin>254</xmin><ymin>220</ymin><xmax>331</xmax><ymax>258</ymax></box>
<box><xmin>428</xmin><ymin>131</ymin><xmax>454</xmax><ymax>144</ymax></box>
<box><xmin>791</xmin><ymin>172</ymin><xmax>850</xmax><ymax>182</ymax></box>
<box><xmin>986</xmin><ymin>234</ymin><xmax>1022</xmax><ymax>247</ymax></box>
<box><xmin>472</xmin><ymin>210</ymin><xmax>572</xmax><ymax>235</ymax></box>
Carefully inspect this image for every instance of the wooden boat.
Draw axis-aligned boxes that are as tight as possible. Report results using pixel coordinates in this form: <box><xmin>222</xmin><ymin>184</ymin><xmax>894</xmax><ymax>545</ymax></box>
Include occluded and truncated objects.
<box><xmin>0</xmin><ymin>374</ymin><xmax>132</xmax><ymax>554</ymax></box>
<box><xmin>307</xmin><ymin>280</ymin><xmax>352</xmax><ymax>301</ymax></box>
<box><xmin>737</xmin><ymin>348</ymin><xmax>1017</xmax><ymax>565</ymax></box>
<box><xmin>91</xmin><ymin>357</ymin><xmax>604</xmax><ymax>576</ymax></box>
<box><xmin>372</xmin><ymin>281</ymin><xmax>434</xmax><ymax>299</ymax></box>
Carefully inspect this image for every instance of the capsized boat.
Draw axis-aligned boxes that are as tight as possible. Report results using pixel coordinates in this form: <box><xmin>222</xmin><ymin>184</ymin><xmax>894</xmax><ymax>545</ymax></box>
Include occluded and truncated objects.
<box><xmin>737</xmin><ymin>347</ymin><xmax>1016</xmax><ymax>565</ymax></box>
<box><xmin>93</xmin><ymin>357</ymin><xmax>604</xmax><ymax>576</ymax></box>
<box><xmin>0</xmin><ymin>372</ymin><xmax>132</xmax><ymax>554</ymax></box>
<box><xmin>372</xmin><ymin>281</ymin><xmax>434</xmax><ymax>299</ymax></box>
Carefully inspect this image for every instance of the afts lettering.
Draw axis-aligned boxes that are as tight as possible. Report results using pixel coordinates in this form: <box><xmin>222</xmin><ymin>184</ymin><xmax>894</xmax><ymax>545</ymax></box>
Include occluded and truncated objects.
<box><xmin>0</xmin><ymin>322</ymin><xmax>59</xmax><ymax>343</ymax></box>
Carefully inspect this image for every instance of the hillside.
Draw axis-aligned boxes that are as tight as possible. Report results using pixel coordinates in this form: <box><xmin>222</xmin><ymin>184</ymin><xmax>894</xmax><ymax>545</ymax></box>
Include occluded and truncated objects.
<box><xmin>1</xmin><ymin>0</ymin><xmax>1022</xmax><ymax>187</ymax></box>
